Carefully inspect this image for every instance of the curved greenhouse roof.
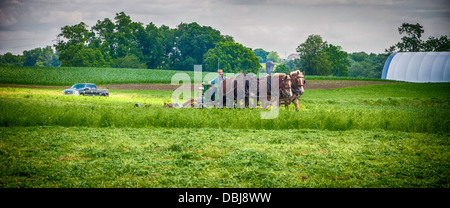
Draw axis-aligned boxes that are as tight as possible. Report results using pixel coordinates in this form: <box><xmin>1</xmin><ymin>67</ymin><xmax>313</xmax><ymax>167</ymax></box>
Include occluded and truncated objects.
<box><xmin>381</xmin><ymin>52</ymin><xmax>450</xmax><ymax>83</ymax></box>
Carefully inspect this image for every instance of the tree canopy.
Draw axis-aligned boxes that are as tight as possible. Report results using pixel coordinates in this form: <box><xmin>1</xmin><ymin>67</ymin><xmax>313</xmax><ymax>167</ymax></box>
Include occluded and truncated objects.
<box><xmin>204</xmin><ymin>41</ymin><xmax>260</xmax><ymax>73</ymax></box>
<box><xmin>266</xmin><ymin>51</ymin><xmax>280</xmax><ymax>63</ymax></box>
<box><xmin>295</xmin><ymin>34</ymin><xmax>331</xmax><ymax>76</ymax></box>
<box><xmin>253</xmin><ymin>48</ymin><xmax>269</xmax><ymax>63</ymax></box>
<box><xmin>51</xmin><ymin>12</ymin><xmax>241</xmax><ymax>70</ymax></box>
<box><xmin>3</xmin><ymin>19</ymin><xmax>449</xmax><ymax>82</ymax></box>
<box><xmin>386</xmin><ymin>22</ymin><xmax>450</xmax><ymax>53</ymax></box>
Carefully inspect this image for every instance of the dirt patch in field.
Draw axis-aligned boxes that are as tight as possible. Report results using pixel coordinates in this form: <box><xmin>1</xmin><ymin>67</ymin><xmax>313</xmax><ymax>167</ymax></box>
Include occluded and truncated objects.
<box><xmin>0</xmin><ymin>80</ymin><xmax>395</xmax><ymax>91</ymax></box>
<box><xmin>100</xmin><ymin>80</ymin><xmax>395</xmax><ymax>90</ymax></box>
<box><xmin>100</xmin><ymin>83</ymin><xmax>188</xmax><ymax>91</ymax></box>
<box><xmin>304</xmin><ymin>80</ymin><xmax>395</xmax><ymax>89</ymax></box>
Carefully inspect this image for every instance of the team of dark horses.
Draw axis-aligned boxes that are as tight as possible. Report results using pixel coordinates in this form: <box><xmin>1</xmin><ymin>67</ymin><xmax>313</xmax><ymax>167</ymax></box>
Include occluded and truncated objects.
<box><xmin>207</xmin><ymin>70</ymin><xmax>305</xmax><ymax>111</ymax></box>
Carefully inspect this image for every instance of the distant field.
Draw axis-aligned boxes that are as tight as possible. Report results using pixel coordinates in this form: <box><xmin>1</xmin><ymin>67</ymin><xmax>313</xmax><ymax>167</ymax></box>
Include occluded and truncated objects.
<box><xmin>0</xmin><ymin>66</ymin><xmax>390</xmax><ymax>86</ymax></box>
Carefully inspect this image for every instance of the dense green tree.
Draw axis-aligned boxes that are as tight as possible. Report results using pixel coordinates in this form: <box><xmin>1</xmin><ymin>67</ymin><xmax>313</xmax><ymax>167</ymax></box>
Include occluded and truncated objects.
<box><xmin>0</xmin><ymin>52</ymin><xmax>23</xmax><ymax>66</ymax></box>
<box><xmin>386</xmin><ymin>23</ymin><xmax>450</xmax><ymax>53</ymax></box>
<box><xmin>159</xmin><ymin>25</ymin><xmax>177</xmax><ymax>68</ymax></box>
<box><xmin>273</xmin><ymin>63</ymin><xmax>291</xmax><ymax>74</ymax></box>
<box><xmin>204</xmin><ymin>41</ymin><xmax>260</xmax><ymax>73</ymax></box>
<box><xmin>65</xmin><ymin>47</ymin><xmax>106</xmax><ymax>67</ymax></box>
<box><xmin>396</xmin><ymin>23</ymin><xmax>424</xmax><ymax>52</ymax></box>
<box><xmin>173</xmin><ymin>22</ymin><xmax>229</xmax><ymax>70</ymax></box>
<box><xmin>423</xmin><ymin>35</ymin><xmax>450</xmax><ymax>52</ymax></box>
<box><xmin>35</xmin><ymin>46</ymin><xmax>57</xmax><ymax>67</ymax></box>
<box><xmin>325</xmin><ymin>44</ymin><xmax>350</xmax><ymax>76</ymax></box>
<box><xmin>22</xmin><ymin>46</ymin><xmax>60</xmax><ymax>67</ymax></box>
<box><xmin>52</xmin><ymin>12</ymin><xmax>240</xmax><ymax>69</ymax></box>
<box><xmin>140</xmin><ymin>22</ymin><xmax>164</xmax><ymax>68</ymax></box>
<box><xmin>284</xmin><ymin>59</ymin><xmax>296</xmax><ymax>71</ymax></box>
<box><xmin>55</xmin><ymin>22</ymin><xmax>105</xmax><ymax>67</ymax></box>
<box><xmin>57</xmin><ymin>22</ymin><xmax>93</xmax><ymax>47</ymax></box>
<box><xmin>296</xmin><ymin>34</ymin><xmax>331</xmax><ymax>76</ymax></box>
<box><xmin>348</xmin><ymin>52</ymin><xmax>387</xmax><ymax>78</ymax></box>
<box><xmin>266</xmin><ymin>51</ymin><xmax>280</xmax><ymax>63</ymax></box>
<box><xmin>22</xmin><ymin>48</ymin><xmax>41</xmax><ymax>66</ymax></box>
<box><xmin>114</xmin><ymin>12</ymin><xmax>134</xmax><ymax>58</ymax></box>
<box><xmin>111</xmin><ymin>54</ymin><xmax>146</xmax><ymax>68</ymax></box>
<box><xmin>349</xmin><ymin>62</ymin><xmax>371</xmax><ymax>78</ymax></box>
<box><xmin>253</xmin><ymin>48</ymin><xmax>269</xmax><ymax>63</ymax></box>
<box><xmin>92</xmin><ymin>18</ymin><xmax>116</xmax><ymax>59</ymax></box>
<box><xmin>348</xmin><ymin>52</ymin><xmax>368</xmax><ymax>62</ymax></box>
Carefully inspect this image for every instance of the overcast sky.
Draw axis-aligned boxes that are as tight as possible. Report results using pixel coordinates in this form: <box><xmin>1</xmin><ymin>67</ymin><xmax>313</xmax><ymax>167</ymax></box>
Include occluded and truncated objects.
<box><xmin>0</xmin><ymin>0</ymin><xmax>449</xmax><ymax>56</ymax></box>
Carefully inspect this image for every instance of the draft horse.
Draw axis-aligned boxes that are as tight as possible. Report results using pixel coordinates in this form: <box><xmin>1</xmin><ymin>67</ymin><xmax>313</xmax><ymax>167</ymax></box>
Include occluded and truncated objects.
<box><xmin>280</xmin><ymin>70</ymin><xmax>305</xmax><ymax>111</ymax></box>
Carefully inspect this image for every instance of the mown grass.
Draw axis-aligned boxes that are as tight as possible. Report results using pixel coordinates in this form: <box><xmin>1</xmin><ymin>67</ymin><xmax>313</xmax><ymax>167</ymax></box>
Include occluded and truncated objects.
<box><xmin>0</xmin><ymin>82</ymin><xmax>449</xmax><ymax>187</ymax></box>
<box><xmin>0</xmin><ymin>66</ymin><xmax>391</xmax><ymax>86</ymax></box>
<box><xmin>0</xmin><ymin>83</ymin><xmax>448</xmax><ymax>133</ymax></box>
<box><xmin>1</xmin><ymin>126</ymin><xmax>448</xmax><ymax>188</ymax></box>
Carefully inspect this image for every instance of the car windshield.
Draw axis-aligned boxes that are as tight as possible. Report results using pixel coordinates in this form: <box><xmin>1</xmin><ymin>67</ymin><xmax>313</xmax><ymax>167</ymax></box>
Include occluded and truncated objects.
<box><xmin>71</xmin><ymin>84</ymin><xmax>86</xmax><ymax>89</ymax></box>
<box><xmin>87</xmin><ymin>84</ymin><xmax>97</xmax><ymax>89</ymax></box>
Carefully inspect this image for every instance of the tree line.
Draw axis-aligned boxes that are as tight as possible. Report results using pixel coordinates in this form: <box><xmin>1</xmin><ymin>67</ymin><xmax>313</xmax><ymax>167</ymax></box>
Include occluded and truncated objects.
<box><xmin>1</xmin><ymin>18</ymin><xmax>448</xmax><ymax>78</ymax></box>
<box><xmin>0</xmin><ymin>46</ymin><xmax>60</xmax><ymax>67</ymax></box>
<box><xmin>53</xmin><ymin>12</ymin><xmax>260</xmax><ymax>73</ymax></box>
<box><xmin>1</xmin><ymin>12</ymin><xmax>260</xmax><ymax>73</ymax></box>
<box><xmin>270</xmin><ymin>22</ymin><xmax>449</xmax><ymax>78</ymax></box>
<box><xmin>386</xmin><ymin>23</ymin><xmax>450</xmax><ymax>53</ymax></box>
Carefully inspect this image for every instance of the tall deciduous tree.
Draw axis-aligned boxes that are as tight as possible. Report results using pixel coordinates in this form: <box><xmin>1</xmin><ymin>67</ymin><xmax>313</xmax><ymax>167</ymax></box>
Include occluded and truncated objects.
<box><xmin>0</xmin><ymin>52</ymin><xmax>23</xmax><ymax>66</ymax></box>
<box><xmin>173</xmin><ymin>22</ymin><xmax>229</xmax><ymax>70</ymax></box>
<box><xmin>266</xmin><ymin>51</ymin><xmax>279</xmax><ymax>63</ymax></box>
<box><xmin>55</xmin><ymin>22</ymin><xmax>107</xmax><ymax>67</ymax></box>
<box><xmin>396</xmin><ymin>23</ymin><xmax>424</xmax><ymax>52</ymax></box>
<box><xmin>423</xmin><ymin>35</ymin><xmax>450</xmax><ymax>52</ymax></box>
<box><xmin>325</xmin><ymin>44</ymin><xmax>350</xmax><ymax>76</ymax></box>
<box><xmin>253</xmin><ymin>48</ymin><xmax>269</xmax><ymax>63</ymax></box>
<box><xmin>140</xmin><ymin>22</ymin><xmax>164</xmax><ymax>69</ymax></box>
<box><xmin>114</xmin><ymin>12</ymin><xmax>133</xmax><ymax>58</ymax></box>
<box><xmin>159</xmin><ymin>25</ymin><xmax>177</xmax><ymax>69</ymax></box>
<box><xmin>386</xmin><ymin>22</ymin><xmax>450</xmax><ymax>53</ymax></box>
<box><xmin>53</xmin><ymin>12</ymin><xmax>241</xmax><ymax>69</ymax></box>
<box><xmin>92</xmin><ymin>18</ymin><xmax>116</xmax><ymax>60</ymax></box>
<box><xmin>204</xmin><ymin>41</ymin><xmax>260</xmax><ymax>74</ymax></box>
<box><xmin>296</xmin><ymin>34</ymin><xmax>331</xmax><ymax>76</ymax></box>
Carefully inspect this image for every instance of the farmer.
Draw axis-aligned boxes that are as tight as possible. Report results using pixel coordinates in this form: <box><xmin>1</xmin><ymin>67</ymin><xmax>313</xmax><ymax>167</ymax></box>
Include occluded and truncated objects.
<box><xmin>208</xmin><ymin>69</ymin><xmax>226</xmax><ymax>85</ymax></box>
<box><xmin>206</xmin><ymin>69</ymin><xmax>226</xmax><ymax>101</ymax></box>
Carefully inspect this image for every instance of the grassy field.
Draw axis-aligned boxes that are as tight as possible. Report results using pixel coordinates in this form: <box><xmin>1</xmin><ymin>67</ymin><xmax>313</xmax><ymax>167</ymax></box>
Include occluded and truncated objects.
<box><xmin>1</xmin><ymin>126</ymin><xmax>447</xmax><ymax>188</ymax></box>
<box><xmin>0</xmin><ymin>83</ymin><xmax>448</xmax><ymax>132</ymax></box>
<box><xmin>0</xmin><ymin>66</ymin><xmax>390</xmax><ymax>86</ymax></box>
<box><xmin>0</xmin><ymin>82</ymin><xmax>449</xmax><ymax>187</ymax></box>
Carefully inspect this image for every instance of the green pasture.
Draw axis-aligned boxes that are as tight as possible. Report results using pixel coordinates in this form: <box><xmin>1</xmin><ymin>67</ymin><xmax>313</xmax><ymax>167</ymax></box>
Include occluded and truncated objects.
<box><xmin>1</xmin><ymin>126</ymin><xmax>448</xmax><ymax>188</ymax></box>
<box><xmin>0</xmin><ymin>82</ymin><xmax>449</xmax><ymax>187</ymax></box>
<box><xmin>0</xmin><ymin>83</ymin><xmax>448</xmax><ymax>132</ymax></box>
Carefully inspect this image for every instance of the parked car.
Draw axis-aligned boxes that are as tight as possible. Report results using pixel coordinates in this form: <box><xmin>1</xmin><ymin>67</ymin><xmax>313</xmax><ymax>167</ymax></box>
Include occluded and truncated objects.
<box><xmin>62</xmin><ymin>83</ymin><xmax>109</xmax><ymax>96</ymax></box>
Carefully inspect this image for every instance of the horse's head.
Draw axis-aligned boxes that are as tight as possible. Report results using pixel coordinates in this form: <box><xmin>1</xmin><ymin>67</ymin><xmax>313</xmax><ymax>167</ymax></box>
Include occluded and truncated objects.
<box><xmin>290</xmin><ymin>70</ymin><xmax>305</xmax><ymax>96</ymax></box>
<box><xmin>280</xmin><ymin>74</ymin><xmax>292</xmax><ymax>98</ymax></box>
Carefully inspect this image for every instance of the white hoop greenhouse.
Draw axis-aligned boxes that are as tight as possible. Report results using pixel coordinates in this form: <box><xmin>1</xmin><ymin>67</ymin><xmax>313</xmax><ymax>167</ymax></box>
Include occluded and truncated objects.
<box><xmin>381</xmin><ymin>52</ymin><xmax>450</xmax><ymax>83</ymax></box>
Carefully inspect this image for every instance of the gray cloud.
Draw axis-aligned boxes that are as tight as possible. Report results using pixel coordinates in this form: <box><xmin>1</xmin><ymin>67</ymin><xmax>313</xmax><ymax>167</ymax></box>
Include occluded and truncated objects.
<box><xmin>0</xmin><ymin>0</ymin><xmax>449</xmax><ymax>55</ymax></box>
